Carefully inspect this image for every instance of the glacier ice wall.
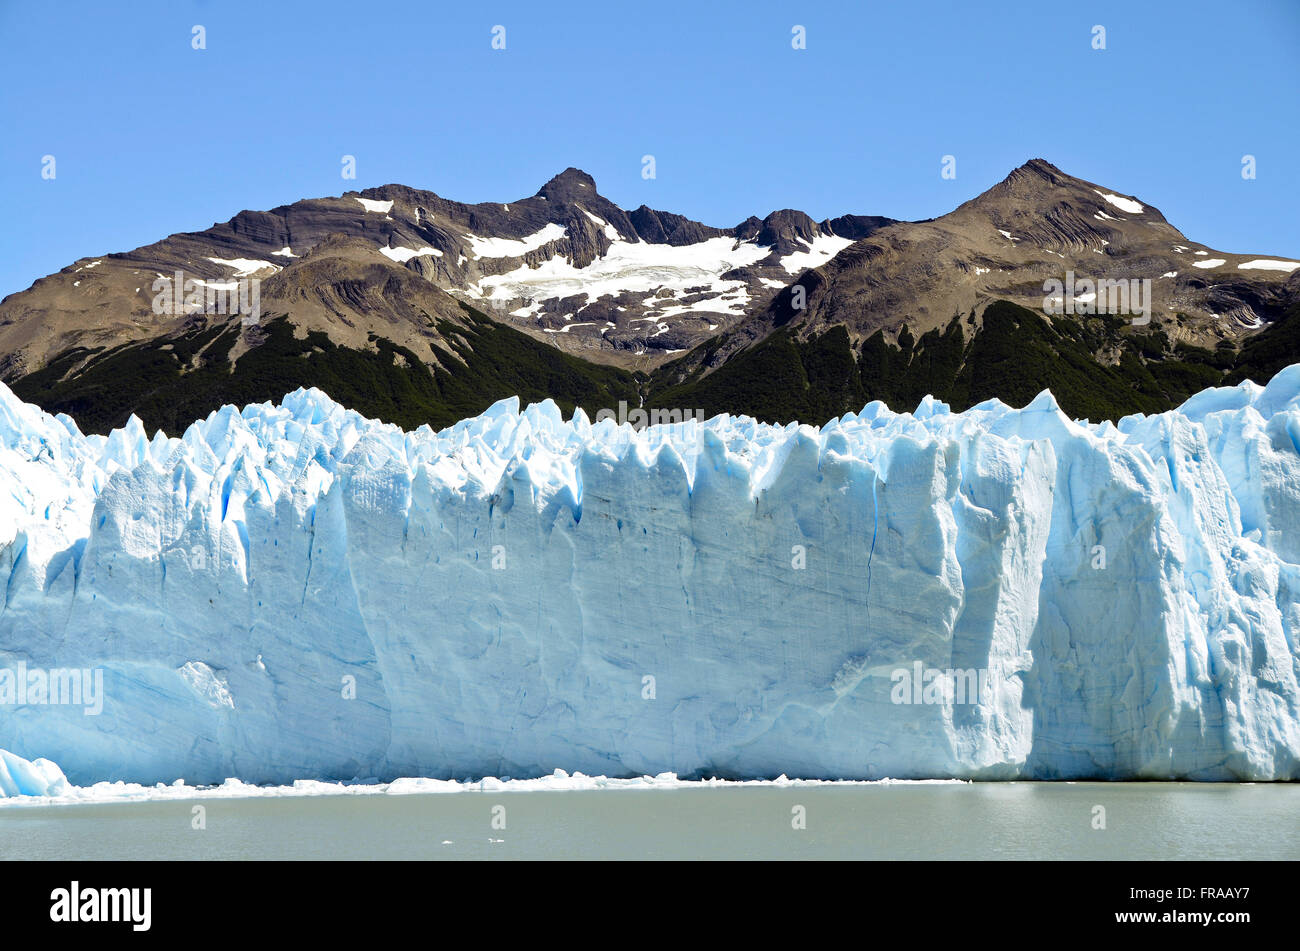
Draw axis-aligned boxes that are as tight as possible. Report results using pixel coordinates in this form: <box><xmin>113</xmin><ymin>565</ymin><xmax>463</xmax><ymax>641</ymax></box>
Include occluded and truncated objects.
<box><xmin>0</xmin><ymin>370</ymin><xmax>1298</xmax><ymax>785</ymax></box>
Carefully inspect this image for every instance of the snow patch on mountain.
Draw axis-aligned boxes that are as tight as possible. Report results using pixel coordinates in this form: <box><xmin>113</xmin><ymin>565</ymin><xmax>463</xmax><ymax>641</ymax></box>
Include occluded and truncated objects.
<box><xmin>1095</xmin><ymin>190</ymin><xmax>1144</xmax><ymax>214</ymax></box>
<box><xmin>1238</xmin><ymin>259</ymin><xmax>1300</xmax><ymax>273</ymax></box>
<box><xmin>579</xmin><ymin>208</ymin><xmax>620</xmax><ymax>241</ymax></box>
<box><xmin>780</xmin><ymin>234</ymin><xmax>856</xmax><ymax>274</ymax></box>
<box><xmin>380</xmin><ymin>245</ymin><xmax>443</xmax><ymax>263</ymax></box>
<box><xmin>465</xmin><ymin>224</ymin><xmax>567</xmax><ymax>260</ymax></box>
<box><xmin>206</xmin><ymin>257</ymin><xmax>280</xmax><ymax>277</ymax></box>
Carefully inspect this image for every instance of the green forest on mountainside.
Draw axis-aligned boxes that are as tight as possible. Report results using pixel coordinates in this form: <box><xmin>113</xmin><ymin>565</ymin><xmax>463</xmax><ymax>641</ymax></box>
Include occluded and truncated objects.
<box><xmin>10</xmin><ymin>299</ymin><xmax>1300</xmax><ymax>435</ymax></box>
<box><xmin>646</xmin><ymin>299</ymin><xmax>1290</xmax><ymax>425</ymax></box>
<box><xmin>11</xmin><ymin>305</ymin><xmax>640</xmax><ymax>435</ymax></box>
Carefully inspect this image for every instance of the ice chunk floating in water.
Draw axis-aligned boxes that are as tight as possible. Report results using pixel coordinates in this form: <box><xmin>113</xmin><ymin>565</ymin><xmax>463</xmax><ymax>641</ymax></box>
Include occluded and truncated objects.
<box><xmin>0</xmin><ymin>747</ymin><xmax>68</xmax><ymax>797</ymax></box>
<box><xmin>0</xmin><ymin>370</ymin><xmax>1299</xmax><ymax>787</ymax></box>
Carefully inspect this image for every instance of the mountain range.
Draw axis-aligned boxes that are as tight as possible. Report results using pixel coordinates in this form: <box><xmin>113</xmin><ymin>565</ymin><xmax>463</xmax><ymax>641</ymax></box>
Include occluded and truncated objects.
<box><xmin>3</xmin><ymin>159</ymin><xmax>1298</xmax><ymax>434</ymax></box>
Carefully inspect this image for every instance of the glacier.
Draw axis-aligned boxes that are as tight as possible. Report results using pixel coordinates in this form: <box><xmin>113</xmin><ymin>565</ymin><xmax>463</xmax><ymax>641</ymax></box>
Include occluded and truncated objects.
<box><xmin>1</xmin><ymin>368</ymin><xmax>1299</xmax><ymax>791</ymax></box>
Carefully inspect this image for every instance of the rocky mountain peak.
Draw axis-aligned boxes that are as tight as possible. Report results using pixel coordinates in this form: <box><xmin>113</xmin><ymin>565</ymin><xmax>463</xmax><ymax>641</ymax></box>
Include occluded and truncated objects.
<box><xmin>972</xmin><ymin>158</ymin><xmax>1163</xmax><ymax>223</ymax></box>
<box><xmin>535</xmin><ymin>167</ymin><xmax>600</xmax><ymax>202</ymax></box>
<box><xmin>756</xmin><ymin>209</ymin><xmax>822</xmax><ymax>249</ymax></box>
<box><xmin>1012</xmin><ymin>157</ymin><xmax>1069</xmax><ymax>183</ymax></box>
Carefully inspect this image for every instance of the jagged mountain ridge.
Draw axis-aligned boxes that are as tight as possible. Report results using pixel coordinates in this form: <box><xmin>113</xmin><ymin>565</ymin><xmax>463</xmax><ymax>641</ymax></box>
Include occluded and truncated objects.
<box><xmin>0</xmin><ymin>168</ymin><xmax>892</xmax><ymax>379</ymax></box>
<box><xmin>672</xmin><ymin>159</ymin><xmax>1300</xmax><ymax>374</ymax></box>
<box><xmin>3</xmin><ymin>160</ymin><xmax>1299</xmax><ymax>434</ymax></box>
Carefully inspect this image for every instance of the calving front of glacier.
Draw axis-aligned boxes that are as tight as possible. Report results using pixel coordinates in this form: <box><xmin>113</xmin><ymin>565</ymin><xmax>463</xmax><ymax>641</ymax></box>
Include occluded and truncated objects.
<box><xmin>1</xmin><ymin>368</ymin><xmax>1299</xmax><ymax>788</ymax></box>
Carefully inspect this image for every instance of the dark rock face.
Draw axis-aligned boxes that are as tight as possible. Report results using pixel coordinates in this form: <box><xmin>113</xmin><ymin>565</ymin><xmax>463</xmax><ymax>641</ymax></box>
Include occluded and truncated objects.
<box><xmin>626</xmin><ymin>206</ymin><xmax>729</xmax><ymax>246</ymax></box>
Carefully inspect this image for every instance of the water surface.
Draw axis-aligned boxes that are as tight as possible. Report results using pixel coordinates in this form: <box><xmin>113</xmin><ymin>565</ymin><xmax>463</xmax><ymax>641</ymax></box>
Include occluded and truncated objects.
<box><xmin>2</xmin><ymin>781</ymin><xmax>1294</xmax><ymax>860</ymax></box>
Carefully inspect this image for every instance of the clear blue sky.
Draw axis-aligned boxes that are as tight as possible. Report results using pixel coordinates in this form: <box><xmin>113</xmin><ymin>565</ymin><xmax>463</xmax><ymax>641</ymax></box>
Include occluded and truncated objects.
<box><xmin>2</xmin><ymin>0</ymin><xmax>1297</xmax><ymax>299</ymax></box>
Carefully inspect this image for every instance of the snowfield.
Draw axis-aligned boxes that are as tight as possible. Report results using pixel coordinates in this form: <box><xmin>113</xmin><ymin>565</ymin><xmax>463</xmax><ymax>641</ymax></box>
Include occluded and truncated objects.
<box><xmin>1</xmin><ymin>370</ymin><xmax>1300</xmax><ymax>791</ymax></box>
<box><xmin>466</xmin><ymin>236</ymin><xmax>769</xmax><ymax>308</ymax></box>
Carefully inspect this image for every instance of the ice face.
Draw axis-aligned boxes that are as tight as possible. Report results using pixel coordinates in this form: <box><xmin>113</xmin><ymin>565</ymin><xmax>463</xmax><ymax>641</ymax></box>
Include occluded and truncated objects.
<box><xmin>0</xmin><ymin>369</ymin><xmax>1298</xmax><ymax>786</ymax></box>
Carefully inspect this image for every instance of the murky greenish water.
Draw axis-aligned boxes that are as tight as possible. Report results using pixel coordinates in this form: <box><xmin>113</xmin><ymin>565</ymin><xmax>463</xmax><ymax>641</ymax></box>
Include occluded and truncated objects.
<box><xmin>1</xmin><ymin>782</ymin><xmax>1296</xmax><ymax>860</ymax></box>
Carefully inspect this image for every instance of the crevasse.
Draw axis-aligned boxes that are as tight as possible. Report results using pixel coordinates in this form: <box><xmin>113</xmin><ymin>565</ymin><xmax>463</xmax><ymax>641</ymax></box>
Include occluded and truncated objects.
<box><xmin>0</xmin><ymin>368</ymin><xmax>1298</xmax><ymax>789</ymax></box>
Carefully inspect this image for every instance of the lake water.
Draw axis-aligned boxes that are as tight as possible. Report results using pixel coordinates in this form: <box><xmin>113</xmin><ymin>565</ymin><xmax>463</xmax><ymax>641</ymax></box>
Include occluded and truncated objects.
<box><xmin>2</xmin><ymin>781</ymin><xmax>1296</xmax><ymax>860</ymax></box>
